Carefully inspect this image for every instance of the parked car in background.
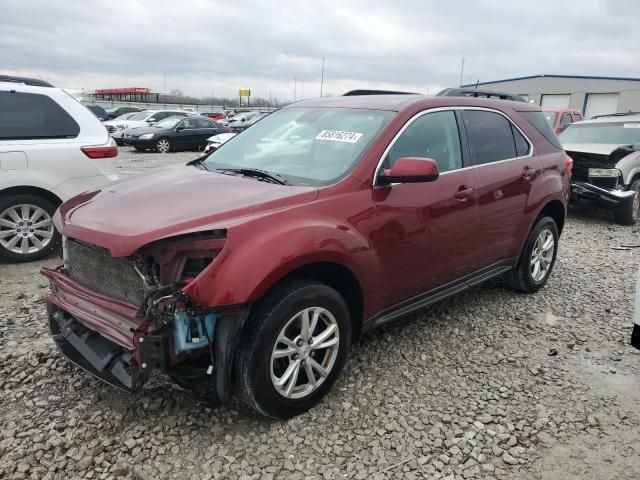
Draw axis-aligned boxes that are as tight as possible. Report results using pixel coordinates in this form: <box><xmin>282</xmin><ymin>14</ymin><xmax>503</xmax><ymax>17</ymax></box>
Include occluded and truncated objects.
<box><xmin>543</xmin><ymin>108</ymin><xmax>583</xmax><ymax>135</ymax></box>
<box><xmin>86</xmin><ymin>105</ymin><xmax>109</xmax><ymax>121</ymax></box>
<box><xmin>229</xmin><ymin>112</ymin><xmax>270</xmax><ymax>133</ymax></box>
<box><xmin>104</xmin><ymin>110</ymin><xmax>189</xmax><ymax>145</ymax></box>
<box><xmin>560</xmin><ymin>113</ymin><xmax>640</xmax><ymax>224</ymax></box>
<box><xmin>203</xmin><ymin>132</ymin><xmax>236</xmax><ymax>153</ymax></box>
<box><xmin>106</xmin><ymin>106</ymin><xmax>141</xmax><ymax>119</ymax></box>
<box><xmin>123</xmin><ymin>115</ymin><xmax>231</xmax><ymax>152</ymax></box>
<box><xmin>0</xmin><ymin>75</ymin><xmax>118</xmax><ymax>262</ymax></box>
<box><xmin>43</xmin><ymin>90</ymin><xmax>569</xmax><ymax>418</ymax></box>
<box><xmin>110</xmin><ymin>112</ymin><xmax>139</xmax><ymax>122</ymax></box>
<box><xmin>200</xmin><ymin>111</ymin><xmax>228</xmax><ymax>122</ymax></box>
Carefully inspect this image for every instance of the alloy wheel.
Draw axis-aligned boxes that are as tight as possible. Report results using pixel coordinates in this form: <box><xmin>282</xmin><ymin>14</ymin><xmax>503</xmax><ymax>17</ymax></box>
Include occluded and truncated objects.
<box><xmin>156</xmin><ymin>139</ymin><xmax>170</xmax><ymax>153</ymax></box>
<box><xmin>270</xmin><ymin>307</ymin><xmax>340</xmax><ymax>399</ymax></box>
<box><xmin>530</xmin><ymin>229</ymin><xmax>555</xmax><ymax>282</ymax></box>
<box><xmin>0</xmin><ymin>204</ymin><xmax>54</xmax><ymax>255</ymax></box>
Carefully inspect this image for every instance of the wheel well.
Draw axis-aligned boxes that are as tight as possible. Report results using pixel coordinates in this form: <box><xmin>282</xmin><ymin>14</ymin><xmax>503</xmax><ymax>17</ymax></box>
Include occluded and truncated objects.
<box><xmin>0</xmin><ymin>186</ymin><xmax>62</xmax><ymax>207</ymax></box>
<box><xmin>274</xmin><ymin>262</ymin><xmax>365</xmax><ymax>341</ymax></box>
<box><xmin>539</xmin><ymin>200</ymin><xmax>565</xmax><ymax>235</ymax></box>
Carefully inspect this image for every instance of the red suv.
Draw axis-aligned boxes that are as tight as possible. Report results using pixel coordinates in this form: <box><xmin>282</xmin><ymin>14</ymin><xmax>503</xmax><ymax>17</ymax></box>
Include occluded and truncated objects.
<box><xmin>43</xmin><ymin>91</ymin><xmax>570</xmax><ymax>418</ymax></box>
<box><xmin>543</xmin><ymin>108</ymin><xmax>583</xmax><ymax>135</ymax></box>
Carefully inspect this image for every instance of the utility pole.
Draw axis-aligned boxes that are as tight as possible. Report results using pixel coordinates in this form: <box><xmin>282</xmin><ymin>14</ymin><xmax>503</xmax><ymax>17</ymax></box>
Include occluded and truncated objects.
<box><xmin>459</xmin><ymin>58</ymin><xmax>465</xmax><ymax>87</ymax></box>
<box><xmin>294</xmin><ymin>76</ymin><xmax>298</xmax><ymax>101</ymax></box>
<box><xmin>163</xmin><ymin>72</ymin><xmax>166</xmax><ymax>92</ymax></box>
<box><xmin>320</xmin><ymin>57</ymin><xmax>325</xmax><ymax>97</ymax></box>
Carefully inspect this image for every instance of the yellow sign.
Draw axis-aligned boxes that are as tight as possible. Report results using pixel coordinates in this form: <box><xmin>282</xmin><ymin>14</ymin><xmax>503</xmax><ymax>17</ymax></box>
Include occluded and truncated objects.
<box><xmin>239</xmin><ymin>89</ymin><xmax>251</xmax><ymax>97</ymax></box>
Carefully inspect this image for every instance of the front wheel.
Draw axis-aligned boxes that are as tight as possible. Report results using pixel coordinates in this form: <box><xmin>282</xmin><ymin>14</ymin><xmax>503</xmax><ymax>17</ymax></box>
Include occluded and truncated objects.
<box><xmin>506</xmin><ymin>216</ymin><xmax>558</xmax><ymax>293</ymax></box>
<box><xmin>235</xmin><ymin>281</ymin><xmax>351</xmax><ymax>418</ymax></box>
<box><xmin>613</xmin><ymin>179</ymin><xmax>640</xmax><ymax>225</ymax></box>
<box><xmin>156</xmin><ymin>137</ymin><xmax>172</xmax><ymax>153</ymax></box>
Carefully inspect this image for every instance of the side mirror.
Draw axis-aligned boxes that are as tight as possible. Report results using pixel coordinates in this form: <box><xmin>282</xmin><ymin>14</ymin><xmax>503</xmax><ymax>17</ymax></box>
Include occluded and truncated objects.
<box><xmin>147</xmin><ymin>118</ymin><xmax>156</xmax><ymax>123</ymax></box>
<box><xmin>176</xmin><ymin>125</ymin><xmax>185</xmax><ymax>131</ymax></box>
<box><xmin>379</xmin><ymin>157</ymin><xmax>439</xmax><ymax>185</ymax></box>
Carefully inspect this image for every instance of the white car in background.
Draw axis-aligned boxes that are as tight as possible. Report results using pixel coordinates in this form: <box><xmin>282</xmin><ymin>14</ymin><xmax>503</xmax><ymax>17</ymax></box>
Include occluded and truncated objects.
<box><xmin>0</xmin><ymin>75</ymin><xmax>119</xmax><ymax>262</ymax></box>
<box><xmin>203</xmin><ymin>132</ymin><xmax>236</xmax><ymax>153</ymax></box>
<box><xmin>104</xmin><ymin>110</ymin><xmax>189</xmax><ymax>145</ymax></box>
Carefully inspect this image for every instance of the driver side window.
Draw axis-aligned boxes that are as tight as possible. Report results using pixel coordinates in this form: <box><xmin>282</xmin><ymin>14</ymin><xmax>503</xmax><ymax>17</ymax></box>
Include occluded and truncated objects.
<box><xmin>386</xmin><ymin>110</ymin><xmax>462</xmax><ymax>173</ymax></box>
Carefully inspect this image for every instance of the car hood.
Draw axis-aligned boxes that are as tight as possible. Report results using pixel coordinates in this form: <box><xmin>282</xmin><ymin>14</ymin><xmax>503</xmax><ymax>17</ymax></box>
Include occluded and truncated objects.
<box><xmin>57</xmin><ymin>165</ymin><xmax>319</xmax><ymax>257</ymax></box>
<box><xmin>207</xmin><ymin>133</ymin><xmax>236</xmax><ymax>143</ymax></box>
<box><xmin>125</xmin><ymin>125</ymin><xmax>169</xmax><ymax>137</ymax></box>
<box><xmin>562</xmin><ymin>143</ymin><xmax>629</xmax><ymax>155</ymax></box>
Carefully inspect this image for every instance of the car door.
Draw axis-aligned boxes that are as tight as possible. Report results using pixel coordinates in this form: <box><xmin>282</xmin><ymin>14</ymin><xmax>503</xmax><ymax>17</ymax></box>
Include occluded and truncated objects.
<box><xmin>371</xmin><ymin>109</ymin><xmax>479</xmax><ymax>305</ymax></box>
<box><xmin>461</xmin><ymin>108</ymin><xmax>544</xmax><ymax>268</ymax></box>
<box><xmin>195</xmin><ymin>118</ymin><xmax>219</xmax><ymax>147</ymax></box>
<box><xmin>174</xmin><ymin>118</ymin><xmax>199</xmax><ymax>150</ymax></box>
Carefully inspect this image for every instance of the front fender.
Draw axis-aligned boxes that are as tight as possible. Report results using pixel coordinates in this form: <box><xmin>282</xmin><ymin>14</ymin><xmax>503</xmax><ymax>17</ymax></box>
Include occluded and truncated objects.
<box><xmin>182</xmin><ymin>216</ymin><xmax>377</xmax><ymax>308</ymax></box>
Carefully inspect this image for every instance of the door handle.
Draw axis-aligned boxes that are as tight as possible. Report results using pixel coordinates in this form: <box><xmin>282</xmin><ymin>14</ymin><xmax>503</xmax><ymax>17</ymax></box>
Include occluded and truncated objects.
<box><xmin>522</xmin><ymin>166</ymin><xmax>539</xmax><ymax>180</ymax></box>
<box><xmin>454</xmin><ymin>185</ymin><xmax>474</xmax><ymax>201</ymax></box>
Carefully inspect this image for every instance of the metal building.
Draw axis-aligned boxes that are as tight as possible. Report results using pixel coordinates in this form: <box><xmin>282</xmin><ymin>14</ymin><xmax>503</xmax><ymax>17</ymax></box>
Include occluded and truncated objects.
<box><xmin>461</xmin><ymin>74</ymin><xmax>640</xmax><ymax>118</ymax></box>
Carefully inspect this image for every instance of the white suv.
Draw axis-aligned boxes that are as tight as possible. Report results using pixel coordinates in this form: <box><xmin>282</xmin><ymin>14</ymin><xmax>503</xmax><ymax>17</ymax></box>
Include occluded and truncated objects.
<box><xmin>0</xmin><ymin>75</ymin><xmax>119</xmax><ymax>262</ymax></box>
<box><xmin>104</xmin><ymin>110</ymin><xmax>189</xmax><ymax>145</ymax></box>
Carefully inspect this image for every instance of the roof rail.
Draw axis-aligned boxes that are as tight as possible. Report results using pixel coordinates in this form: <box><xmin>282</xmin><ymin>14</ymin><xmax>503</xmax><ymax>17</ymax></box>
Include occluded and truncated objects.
<box><xmin>592</xmin><ymin>111</ymin><xmax>640</xmax><ymax>119</ymax></box>
<box><xmin>343</xmin><ymin>89</ymin><xmax>418</xmax><ymax>96</ymax></box>
<box><xmin>436</xmin><ymin>88</ymin><xmax>526</xmax><ymax>102</ymax></box>
<box><xmin>0</xmin><ymin>75</ymin><xmax>54</xmax><ymax>87</ymax></box>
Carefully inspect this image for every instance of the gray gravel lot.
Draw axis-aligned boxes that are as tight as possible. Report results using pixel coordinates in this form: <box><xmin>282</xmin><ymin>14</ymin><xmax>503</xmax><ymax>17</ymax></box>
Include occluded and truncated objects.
<box><xmin>1</xmin><ymin>147</ymin><xmax>639</xmax><ymax>479</ymax></box>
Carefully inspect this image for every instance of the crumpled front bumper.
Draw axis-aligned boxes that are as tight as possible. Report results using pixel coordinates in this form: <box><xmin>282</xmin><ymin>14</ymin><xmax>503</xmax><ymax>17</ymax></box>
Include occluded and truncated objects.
<box><xmin>570</xmin><ymin>181</ymin><xmax>636</xmax><ymax>207</ymax></box>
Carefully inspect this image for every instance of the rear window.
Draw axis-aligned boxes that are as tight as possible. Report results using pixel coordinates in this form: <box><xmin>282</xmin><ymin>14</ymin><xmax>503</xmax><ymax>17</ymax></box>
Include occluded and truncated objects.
<box><xmin>519</xmin><ymin>111</ymin><xmax>562</xmax><ymax>149</ymax></box>
<box><xmin>0</xmin><ymin>91</ymin><xmax>80</xmax><ymax>140</ymax></box>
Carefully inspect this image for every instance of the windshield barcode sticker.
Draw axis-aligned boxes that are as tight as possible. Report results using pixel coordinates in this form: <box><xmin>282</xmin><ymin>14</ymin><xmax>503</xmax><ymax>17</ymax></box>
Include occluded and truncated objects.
<box><xmin>315</xmin><ymin>130</ymin><xmax>363</xmax><ymax>143</ymax></box>
<box><xmin>623</xmin><ymin>123</ymin><xmax>640</xmax><ymax>128</ymax></box>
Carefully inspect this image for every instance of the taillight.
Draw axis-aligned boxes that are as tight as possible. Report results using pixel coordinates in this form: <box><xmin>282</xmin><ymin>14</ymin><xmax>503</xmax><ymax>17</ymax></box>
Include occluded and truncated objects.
<box><xmin>565</xmin><ymin>154</ymin><xmax>573</xmax><ymax>176</ymax></box>
<box><xmin>81</xmin><ymin>145</ymin><xmax>118</xmax><ymax>158</ymax></box>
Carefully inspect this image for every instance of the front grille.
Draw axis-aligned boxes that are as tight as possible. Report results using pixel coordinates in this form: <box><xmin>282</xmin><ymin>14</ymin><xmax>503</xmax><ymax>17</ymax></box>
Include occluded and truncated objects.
<box><xmin>65</xmin><ymin>238</ymin><xmax>145</xmax><ymax>306</ymax></box>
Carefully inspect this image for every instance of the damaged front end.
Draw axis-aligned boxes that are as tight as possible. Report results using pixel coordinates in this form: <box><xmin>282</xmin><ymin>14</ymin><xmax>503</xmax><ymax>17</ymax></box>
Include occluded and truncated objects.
<box><xmin>42</xmin><ymin>231</ymin><xmax>248</xmax><ymax>402</ymax></box>
<box><xmin>568</xmin><ymin>147</ymin><xmax>636</xmax><ymax>208</ymax></box>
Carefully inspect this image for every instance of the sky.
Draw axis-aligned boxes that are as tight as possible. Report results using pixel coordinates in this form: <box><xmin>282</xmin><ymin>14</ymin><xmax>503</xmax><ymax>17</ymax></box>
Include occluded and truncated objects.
<box><xmin>1</xmin><ymin>0</ymin><xmax>639</xmax><ymax>102</ymax></box>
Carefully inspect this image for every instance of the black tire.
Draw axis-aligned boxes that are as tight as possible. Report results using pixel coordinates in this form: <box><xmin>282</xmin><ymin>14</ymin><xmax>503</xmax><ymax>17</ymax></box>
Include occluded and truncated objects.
<box><xmin>156</xmin><ymin>137</ymin><xmax>172</xmax><ymax>153</ymax></box>
<box><xmin>134</xmin><ymin>147</ymin><xmax>145</xmax><ymax>152</ymax></box>
<box><xmin>0</xmin><ymin>194</ymin><xmax>61</xmax><ymax>262</ymax></box>
<box><xmin>506</xmin><ymin>216</ymin><xmax>559</xmax><ymax>293</ymax></box>
<box><xmin>235</xmin><ymin>280</ymin><xmax>352</xmax><ymax>419</ymax></box>
<box><xmin>613</xmin><ymin>179</ymin><xmax>640</xmax><ymax>225</ymax></box>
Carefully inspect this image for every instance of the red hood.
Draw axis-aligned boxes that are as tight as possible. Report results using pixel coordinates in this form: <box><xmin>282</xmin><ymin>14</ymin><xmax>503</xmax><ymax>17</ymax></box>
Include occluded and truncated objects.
<box><xmin>57</xmin><ymin>165</ymin><xmax>318</xmax><ymax>256</ymax></box>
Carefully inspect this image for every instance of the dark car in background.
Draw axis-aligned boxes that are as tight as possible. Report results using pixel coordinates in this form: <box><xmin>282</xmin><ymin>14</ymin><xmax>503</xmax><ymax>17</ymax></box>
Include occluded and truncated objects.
<box><xmin>106</xmin><ymin>106</ymin><xmax>141</xmax><ymax>119</ymax></box>
<box><xmin>123</xmin><ymin>115</ymin><xmax>231</xmax><ymax>152</ymax></box>
<box><xmin>86</xmin><ymin>105</ymin><xmax>109</xmax><ymax>121</ymax></box>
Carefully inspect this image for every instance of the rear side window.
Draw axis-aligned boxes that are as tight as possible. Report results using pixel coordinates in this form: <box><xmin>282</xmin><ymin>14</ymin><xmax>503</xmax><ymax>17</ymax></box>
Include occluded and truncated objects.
<box><xmin>573</xmin><ymin>112</ymin><xmax>583</xmax><ymax>121</ymax></box>
<box><xmin>518</xmin><ymin>111</ymin><xmax>562</xmax><ymax>149</ymax></box>
<box><xmin>513</xmin><ymin>127</ymin><xmax>530</xmax><ymax>157</ymax></box>
<box><xmin>462</xmin><ymin>110</ymin><xmax>516</xmax><ymax>165</ymax></box>
<box><xmin>0</xmin><ymin>91</ymin><xmax>80</xmax><ymax>140</ymax></box>
<box><xmin>196</xmin><ymin>118</ymin><xmax>214</xmax><ymax>128</ymax></box>
<box><xmin>560</xmin><ymin>112</ymin><xmax>572</xmax><ymax>127</ymax></box>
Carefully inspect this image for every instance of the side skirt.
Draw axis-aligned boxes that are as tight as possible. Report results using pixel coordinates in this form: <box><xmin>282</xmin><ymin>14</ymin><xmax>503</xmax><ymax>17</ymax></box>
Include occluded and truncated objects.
<box><xmin>363</xmin><ymin>258</ymin><xmax>516</xmax><ymax>333</ymax></box>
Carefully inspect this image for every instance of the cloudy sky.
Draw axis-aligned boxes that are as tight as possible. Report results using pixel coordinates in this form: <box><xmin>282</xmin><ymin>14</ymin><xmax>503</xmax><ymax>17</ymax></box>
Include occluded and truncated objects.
<box><xmin>2</xmin><ymin>0</ymin><xmax>638</xmax><ymax>101</ymax></box>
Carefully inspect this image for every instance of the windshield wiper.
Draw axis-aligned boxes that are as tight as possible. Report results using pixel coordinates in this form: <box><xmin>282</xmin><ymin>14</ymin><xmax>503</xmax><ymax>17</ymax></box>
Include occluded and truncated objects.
<box><xmin>215</xmin><ymin>168</ymin><xmax>291</xmax><ymax>185</ymax></box>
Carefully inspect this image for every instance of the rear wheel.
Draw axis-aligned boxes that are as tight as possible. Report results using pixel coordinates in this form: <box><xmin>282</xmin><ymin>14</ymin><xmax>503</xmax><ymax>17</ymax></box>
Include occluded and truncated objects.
<box><xmin>506</xmin><ymin>216</ymin><xmax>558</xmax><ymax>293</ymax></box>
<box><xmin>235</xmin><ymin>280</ymin><xmax>351</xmax><ymax>418</ymax></box>
<box><xmin>0</xmin><ymin>194</ymin><xmax>60</xmax><ymax>262</ymax></box>
<box><xmin>156</xmin><ymin>137</ymin><xmax>172</xmax><ymax>153</ymax></box>
<box><xmin>613</xmin><ymin>179</ymin><xmax>640</xmax><ymax>225</ymax></box>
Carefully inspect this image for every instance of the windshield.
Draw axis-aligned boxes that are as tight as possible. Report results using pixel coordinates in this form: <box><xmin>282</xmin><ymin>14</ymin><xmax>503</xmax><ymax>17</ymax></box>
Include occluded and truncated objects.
<box><xmin>128</xmin><ymin>112</ymin><xmax>151</xmax><ymax>121</ymax></box>
<box><xmin>543</xmin><ymin>111</ymin><xmax>557</xmax><ymax>126</ymax></box>
<box><xmin>560</xmin><ymin>121</ymin><xmax>640</xmax><ymax>145</ymax></box>
<box><xmin>203</xmin><ymin>107</ymin><xmax>393</xmax><ymax>186</ymax></box>
<box><xmin>153</xmin><ymin>117</ymin><xmax>182</xmax><ymax>129</ymax></box>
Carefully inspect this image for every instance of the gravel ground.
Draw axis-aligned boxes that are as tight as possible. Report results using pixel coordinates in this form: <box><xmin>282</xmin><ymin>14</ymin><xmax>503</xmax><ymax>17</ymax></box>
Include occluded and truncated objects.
<box><xmin>1</xmin><ymin>147</ymin><xmax>639</xmax><ymax>479</ymax></box>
